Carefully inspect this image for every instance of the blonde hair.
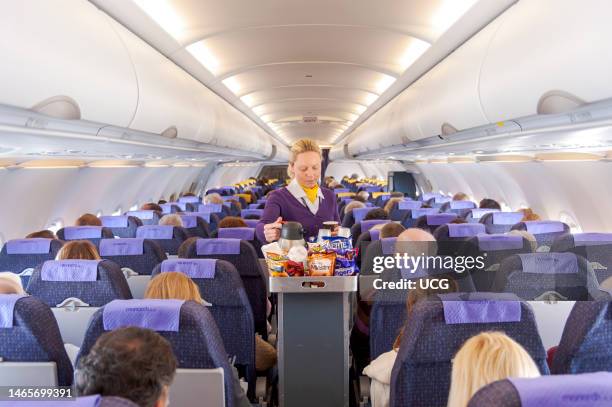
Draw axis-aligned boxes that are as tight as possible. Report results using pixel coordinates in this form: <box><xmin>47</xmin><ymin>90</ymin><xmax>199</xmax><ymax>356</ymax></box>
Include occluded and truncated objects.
<box><xmin>0</xmin><ymin>272</ymin><xmax>25</xmax><ymax>294</ymax></box>
<box><xmin>383</xmin><ymin>197</ymin><xmax>404</xmax><ymax>214</ymax></box>
<box><xmin>144</xmin><ymin>272</ymin><xmax>204</xmax><ymax>304</ymax></box>
<box><xmin>519</xmin><ymin>208</ymin><xmax>541</xmax><ymax>222</ymax></box>
<box><xmin>288</xmin><ymin>139</ymin><xmax>321</xmax><ymax>178</ymax></box>
<box><xmin>159</xmin><ymin>214</ymin><xmax>184</xmax><ymax>228</ymax></box>
<box><xmin>56</xmin><ymin>240</ymin><xmax>101</xmax><ymax>260</ymax></box>
<box><xmin>344</xmin><ymin>200</ymin><xmax>365</xmax><ymax>215</ymax></box>
<box><xmin>204</xmin><ymin>193</ymin><xmax>223</xmax><ymax>205</ymax></box>
<box><xmin>447</xmin><ymin>331</ymin><xmax>540</xmax><ymax>407</ymax></box>
<box><xmin>453</xmin><ymin>192</ymin><xmax>469</xmax><ymax>201</ymax></box>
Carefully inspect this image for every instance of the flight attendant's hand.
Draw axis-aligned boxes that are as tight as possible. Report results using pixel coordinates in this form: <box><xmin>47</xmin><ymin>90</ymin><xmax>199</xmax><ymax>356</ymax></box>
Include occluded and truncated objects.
<box><xmin>264</xmin><ymin>217</ymin><xmax>283</xmax><ymax>242</ymax></box>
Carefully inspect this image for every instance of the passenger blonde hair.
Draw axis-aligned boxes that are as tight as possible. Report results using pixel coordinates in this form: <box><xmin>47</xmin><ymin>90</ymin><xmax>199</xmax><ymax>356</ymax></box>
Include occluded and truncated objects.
<box><xmin>144</xmin><ymin>272</ymin><xmax>204</xmax><ymax>304</ymax></box>
<box><xmin>204</xmin><ymin>193</ymin><xmax>223</xmax><ymax>205</ymax></box>
<box><xmin>519</xmin><ymin>208</ymin><xmax>541</xmax><ymax>222</ymax></box>
<box><xmin>453</xmin><ymin>192</ymin><xmax>469</xmax><ymax>201</ymax></box>
<box><xmin>288</xmin><ymin>138</ymin><xmax>321</xmax><ymax>178</ymax></box>
<box><xmin>55</xmin><ymin>240</ymin><xmax>101</xmax><ymax>260</ymax></box>
<box><xmin>159</xmin><ymin>214</ymin><xmax>183</xmax><ymax>228</ymax></box>
<box><xmin>383</xmin><ymin>197</ymin><xmax>404</xmax><ymax>214</ymax></box>
<box><xmin>344</xmin><ymin>200</ymin><xmax>365</xmax><ymax>215</ymax></box>
<box><xmin>447</xmin><ymin>331</ymin><xmax>540</xmax><ymax>407</ymax></box>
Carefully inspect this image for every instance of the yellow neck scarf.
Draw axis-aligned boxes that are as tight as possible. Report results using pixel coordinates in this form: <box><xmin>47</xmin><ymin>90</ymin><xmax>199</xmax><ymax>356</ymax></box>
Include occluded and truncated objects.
<box><xmin>300</xmin><ymin>183</ymin><xmax>319</xmax><ymax>204</ymax></box>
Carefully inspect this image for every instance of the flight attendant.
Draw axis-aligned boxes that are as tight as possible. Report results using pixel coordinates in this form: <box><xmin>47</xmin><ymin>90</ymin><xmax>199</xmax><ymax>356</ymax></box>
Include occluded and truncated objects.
<box><xmin>256</xmin><ymin>138</ymin><xmax>340</xmax><ymax>243</ymax></box>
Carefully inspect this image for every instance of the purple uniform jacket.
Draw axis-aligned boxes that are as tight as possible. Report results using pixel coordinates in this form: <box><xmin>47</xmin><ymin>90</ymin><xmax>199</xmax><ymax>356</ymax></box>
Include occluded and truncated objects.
<box><xmin>255</xmin><ymin>186</ymin><xmax>340</xmax><ymax>242</ymax></box>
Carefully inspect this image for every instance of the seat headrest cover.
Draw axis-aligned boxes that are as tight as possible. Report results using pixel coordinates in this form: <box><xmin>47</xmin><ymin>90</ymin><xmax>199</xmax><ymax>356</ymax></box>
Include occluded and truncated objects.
<box><xmin>100</xmin><ymin>216</ymin><xmax>129</xmax><ymax>228</ymax></box>
<box><xmin>161</xmin><ymin>259</ymin><xmax>217</xmax><ymax>279</ymax></box>
<box><xmin>0</xmin><ymin>294</ymin><xmax>27</xmax><ymax>328</ymax></box>
<box><xmin>411</xmin><ymin>208</ymin><xmax>439</xmax><ymax>219</ymax></box>
<box><xmin>361</xmin><ymin>219</ymin><xmax>390</xmax><ymax>232</ymax></box>
<box><xmin>170</xmin><ymin>202</ymin><xmax>187</xmax><ymax>211</ymax></box>
<box><xmin>126</xmin><ymin>210</ymin><xmax>155</xmax><ymax>220</ymax></box>
<box><xmin>492</xmin><ymin>212</ymin><xmax>523</xmax><ymax>225</ymax></box>
<box><xmin>63</xmin><ymin>226</ymin><xmax>103</xmax><ymax>240</ymax></box>
<box><xmin>198</xmin><ymin>203</ymin><xmax>222</xmax><ymax>213</ymax></box>
<box><xmin>190</xmin><ymin>212</ymin><xmax>211</xmax><ymax>223</ymax></box>
<box><xmin>422</xmin><ymin>192</ymin><xmax>442</xmax><ymax>201</ymax></box>
<box><xmin>518</xmin><ymin>253</ymin><xmax>579</xmax><ymax>274</ymax></box>
<box><xmin>426</xmin><ymin>213</ymin><xmax>457</xmax><ymax>225</ymax></box>
<box><xmin>257</xmin><ymin>198</ymin><xmax>267</xmax><ymax>204</ymax></box>
<box><xmin>398</xmin><ymin>201</ymin><xmax>422</xmax><ymax>210</ymax></box>
<box><xmin>196</xmin><ymin>238</ymin><xmax>241</xmax><ymax>255</ymax></box>
<box><xmin>353</xmin><ymin>207</ymin><xmax>374</xmax><ymax>223</ymax></box>
<box><xmin>370</xmin><ymin>229</ymin><xmax>381</xmax><ymax>241</ymax></box>
<box><xmin>448</xmin><ymin>223</ymin><xmax>485</xmax><ymax>238</ymax></box>
<box><xmin>160</xmin><ymin>204</ymin><xmax>174</xmax><ymax>214</ymax></box>
<box><xmin>381</xmin><ymin>237</ymin><xmax>398</xmax><ymax>255</ymax></box>
<box><xmin>243</xmin><ymin>219</ymin><xmax>259</xmax><ymax>228</ymax></box>
<box><xmin>103</xmin><ymin>299</ymin><xmax>184</xmax><ymax>332</ymax></box>
<box><xmin>508</xmin><ymin>372</ymin><xmax>612</xmax><ymax>407</ymax></box>
<box><xmin>178</xmin><ymin>215</ymin><xmax>198</xmax><ymax>228</ymax></box>
<box><xmin>99</xmin><ymin>239</ymin><xmax>145</xmax><ymax>256</ymax></box>
<box><xmin>218</xmin><ymin>227</ymin><xmax>255</xmax><ymax>240</ymax></box>
<box><xmin>450</xmin><ymin>200</ymin><xmax>475</xmax><ymax>209</ymax></box>
<box><xmin>477</xmin><ymin>234</ymin><xmax>523</xmax><ymax>251</ymax></box>
<box><xmin>572</xmin><ymin>233</ymin><xmax>612</xmax><ymax>246</ymax></box>
<box><xmin>469</xmin><ymin>208</ymin><xmax>499</xmax><ymax>219</ymax></box>
<box><xmin>440</xmin><ymin>297</ymin><xmax>522</xmax><ymax>324</ymax></box>
<box><xmin>434</xmin><ymin>196</ymin><xmax>451</xmax><ymax>204</ymax></box>
<box><xmin>248</xmin><ymin>203</ymin><xmax>260</xmax><ymax>209</ymax></box>
<box><xmin>525</xmin><ymin>221</ymin><xmax>565</xmax><ymax>234</ymax></box>
<box><xmin>73</xmin><ymin>395</ymin><xmax>102</xmax><ymax>406</ymax></box>
<box><xmin>6</xmin><ymin>238</ymin><xmax>52</xmax><ymax>254</ymax></box>
<box><xmin>334</xmin><ymin>188</ymin><xmax>350</xmax><ymax>194</ymax></box>
<box><xmin>241</xmin><ymin>209</ymin><xmax>264</xmax><ymax>218</ymax></box>
<box><xmin>179</xmin><ymin>196</ymin><xmax>200</xmax><ymax>203</ymax></box>
<box><xmin>136</xmin><ymin>226</ymin><xmax>174</xmax><ymax>239</ymax></box>
<box><xmin>41</xmin><ymin>260</ymin><xmax>100</xmax><ymax>281</ymax></box>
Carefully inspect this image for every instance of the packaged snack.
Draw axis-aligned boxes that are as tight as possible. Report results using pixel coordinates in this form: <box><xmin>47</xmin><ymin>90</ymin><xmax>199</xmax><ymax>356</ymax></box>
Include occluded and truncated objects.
<box><xmin>262</xmin><ymin>242</ymin><xmax>289</xmax><ymax>277</ymax></box>
<box><xmin>286</xmin><ymin>246</ymin><xmax>308</xmax><ymax>276</ymax></box>
<box><xmin>308</xmin><ymin>250</ymin><xmax>336</xmax><ymax>276</ymax></box>
<box><xmin>322</xmin><ymin>236</ymin><xmax>359</xmax><ymax>276</ymax></box>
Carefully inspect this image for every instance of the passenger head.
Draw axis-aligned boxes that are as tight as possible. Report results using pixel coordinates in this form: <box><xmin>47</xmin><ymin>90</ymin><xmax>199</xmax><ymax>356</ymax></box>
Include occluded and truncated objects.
<box><xmin>350</xmin><ymin>173</ymin><xmax>359</xmax><ymax>179</ymax></box>
<box><xmin>396</xmin><ymin>228</ymin><xmax>437</xmax><ymax>256</ymax></box>
<box><xmin>141</xmin><ymin>202</ymin><xmax>163</xmax><ymax>212</ymax></box>
<box><xmin>144</xmin><ymin>272</ymin><xmax>203</xmax><ymax>304</ymax></box>
<box><xmin>218</xmin><ymin>216</ymin><xmax>247</xmax><ymax>228</ymax></box>
<box><xmin>508</xmin><ymin>230</ymin><xmax>537</xmax><ymax>252</ymax></box>
<box><xmin>383</xmin><ymin>197</ymin><xmax>404</xmax><ymax>214</ymax></box>
<box><xmin>390</xmin><ymin>192</ymin><xmax>404</xmax><ymax>198</ymax></box>
<box><xmin>157</xmin><ymin>200</ymin><xmax>167</xmax><ymax>205</ymax></box>
<box><xmin>0</xmin><ymin>272</ymin><xmax>25</xmax><ymax>294</ymax></box>
<box><xmin>379</xmin><ymin>222</ymin><xmax>405</xmax><ymax>239</ymax></box>
<box><xmin>447</xmin><ymin>331</ymin><xmax>540</xmax><ymax>407</ymax></box>
<box><xmin>227</xmin><ymin>199</ymin><xmax>242</xmax><ymax>210</ymax></box>
<box><xmin>159</xmin><ymin>214</ymin><xmax>183</xmax><ymax>228</ymax></box>
<box><xmin>519</xmin><ymin>208</ymin><xmax>541</xmax><ymax>222</ymax></box>
<box><xmin>363</xmin><ymin>208</ymin><xmax>388</xmax><ymax>221</ymax></box>
<box><xmin>344</xmin><ymin>201</ymin><xmax>365</xmax><ymax>215</ymax></box>
<box><xmin>355</xmin><ymin>191</ymin><xmax>369</xmax><ymax>202</ymax></box>
<box><xmin>182</xmin><ymin>192</ymin><xmax>196</xmax><ymax>197</ymax></box>
<box><xmin>288</xmin><ymin>138</ymin><xmax>321</xmax><ymax>189</ymax></box>
<box><xmin>450</xmin><ymin>218</ymin><xmax>468</xmax><ymax>224</ymax></box>
<box><xmin>452</xmin><ymin>192</ymin><xmax>469</xmax><ymax>201</ymax></box>
<box><xmin>177</xmin><ymin>237</ymin><xmax>199</xmax><ymax>258</ymax></box>
<box><xmin>75</xmin><ymin>327</ymin><xmax>177</xmax><ymax>407</ymax></box>
<box><xmin>479</xmin><ymin>198</ymin><xmax>501</xmax><ymax>210</ymax></box>
<box><xmin>55</xmin><ymin>240</ymin><xmax>101</xmax><ymax>260</ymax></box>
<box><xmin>75</xmin><ymin>213</ymin><xmax>102</xmax><ymax>227</ymax></box>
<box><xmin>204</xmin><ymin>193</ymin><xmax>223</xmax><ymax>205</ymax></box>
<box><xmin>25</xmin><ymin>230</ymin><xmax>56</xmax><ymax>239</ymax></box>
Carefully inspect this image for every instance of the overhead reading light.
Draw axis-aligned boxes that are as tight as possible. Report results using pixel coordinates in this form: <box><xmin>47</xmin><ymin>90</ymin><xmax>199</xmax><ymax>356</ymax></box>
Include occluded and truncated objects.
<box><xmin>133</xmin><ymin>0</ymin><xmax>184</xmax><ymax>39</ymax></box>
<box><xmin>186</xmin><ymin>42</ymin><xmax>220</xmax><ymax>75</ymax></box>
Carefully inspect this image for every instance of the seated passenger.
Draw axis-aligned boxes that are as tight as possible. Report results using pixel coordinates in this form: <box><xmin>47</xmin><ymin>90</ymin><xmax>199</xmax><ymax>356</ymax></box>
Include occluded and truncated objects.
<box><xmin>144</xmin><ymin>273</ymin><xmax>268</xmax><ymax>404</ymax></box>
<box><xmin>159</xmin><ymin>214</ymin><xmax>184</xmax><ymax>228</ymax></box>
<box><xmin>379</xmin><ymin>222</ymin><xmax>405</xmax><ymax>239</ymax></box>
<box><xmin>363</xmin><ymin>278</ymin><xmax>458</xmax><ymax>407</ymax></box>
<box><xmin>227</xmin><ymin>198</ymin><xmax>242</xmax><ymax>210</ymax></box>
<box><xmin>479</xmin><ymin>198</ymin><xmax>502</xmax><ymax>210</ymax></box>
<box><xmin>452</xmin><ymin>192</ymin><xmax>469</xmax><ymax>201</ymax></box>
<box><xmin>218</xmin><ymin>216</ymin><xmax>248</xmax><ymax>228</ymax></box>
<box><xmin>355</xmin><ymin>191</ymin><xmax>370</xmax><ymax>203</ymax></box>
<box><xmin>75</xmin><ymin>213</ymin><xmax>102</xmax><ymax>227</ymax></box>
<box><xmin>204</xmin><ymin>193</ymin><xmax>224</xmax><ymax>205</ymax></box>
<box><xmin>344</xmin><ymin>201</ymin><xmax>366</xmax><ymax>216</ymax></box>
<box><xmin>447</xmin><ymin>331</ymin><xmax>541</xmax><ymax>407</ymax></box>
<box><xmin>25</xmin><ymin>229</ymin><xmax>56</xmax><ymax>239</ymax></box>
<box><xmin>519</xmin><ymin>207</ymin><xmax>541</xmax><ymax>221</ymax></box>
<box><xmin>390</xmin><ymin>192</ymin><xmax>404</xmax><ymax>198</ymax></box>
<box><xmin>508</xmin><ymin>229</ymin><xmax>538</xmax><ymax>252</ymax></box>
<box><xmin>364</xmin><ymin>208</ymin><xmax>388</xmax><ymax>221</ymax></box>
<box><xmin>157</xmin><ymin>200</ymin><xmax>167</xmax><ymax>205</ymax></box>
<box><xmin>55</xmin><ymin>240</ymin><xmax>101</xmax><ymax>261</ymax></box>
<box><xmin>396</xmin><ymin>228</ymin><xmax>437</xmax><ymax>253</ymax></box>
<box><xmin>181</xmin><ymin>192</ymin><xmax>197</xmax><ymax>197</ymax></box>
<box><xmin>0</xmin><ymin>271</ymin><xmax>25</xmax><ymax>294</ymax></box>
<box><xmin>449</xmin><ymin>218</ymin><xmax>468</xmax><ymax>224</ymax></box>
<box><xmin>383</xmin><ymin>197</ymin><xmax>404</xmax><ymax>214</ymax></box>
<box><xmin>141</xmin><ymin>202</ymin><xmax>163</xmax><ymax>212</ymax></box>
<box><xmin>75</xmin><ymin>326</ymin><xmax>177</xmax><ymax>407</ymax></box>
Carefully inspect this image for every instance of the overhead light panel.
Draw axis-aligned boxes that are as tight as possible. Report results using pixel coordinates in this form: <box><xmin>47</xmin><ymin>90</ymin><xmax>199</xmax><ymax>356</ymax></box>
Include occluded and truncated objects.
<box><xmin>399</xmin><ymin>39</ymin><xmax>431</xmax><ymax>71</ymax></box>
<box><xmin>222</xmin><ymin>77</ymin><xmax>241</xmax><ymax>94</ymax></box>
<box><xmin>186</xmin><ymin>42</ymin><xmax>220</xmax><ymax>75</ymax></box>
<box><xmin>240</xmin><ymin>94</ymin><xmax>256</xmax><ymax>107</ymax></box>
<box><xmin>363</xmin><ymin>92</ymin><xmax>379</xmax><ymax>106</ymax></box>
<box><xmin>133</xmin><ymin>0</ymin><xmax>184</xmax><ymax>39</ymax></box>
<box><xmin>354</xmin><ymin>105</ymin><xmax>367</xmax><ymax>115</ymax></box>
<box><xmin>431</xmin><ymin>0</ymin><xmax>479</xmax><ymax>32</ymax></box>
<box><xmin>375</xmin><ymin>75</ymin><xmax>397</xmax><ymax>94</ymax></box>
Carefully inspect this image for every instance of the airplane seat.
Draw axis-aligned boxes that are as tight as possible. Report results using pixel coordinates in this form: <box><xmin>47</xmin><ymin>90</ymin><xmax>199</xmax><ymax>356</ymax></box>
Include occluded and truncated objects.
<box><xmin>439</xmin><ymin>200</ymin><xmax>476</xmax><ymax>217</ymax></box>
<box><xmin>401</xmin><ymin>208</ymin><xmax>439</xmax><ymax>228</ymax></box>
<box><xmin>373</xmin><ymin>193</ymin><xmax>391</xmax><ymax>207</ymax></box>
<box><xmin>479</xmin><ymin>212</ymin><xmax>524</xmax><ymax>234</ymax></box>
<box><xmin>135</xmin><ymin>225</ymin><xmax>189</xmax><ymax>256</ymax></box>
<box><xmin>340</xmin><ymin>209</ymin><xmax>355</xmax><ymax>228</ymax></box>
<box><xmin>152</xmin><ymin>258</ymin><xmax>256</xmax><ymax>397</ymax></box>
<box><xmin>494</xmin><ymin>252</ymin><xmax>606</xmax><ymax>301</ymax></box>
<box><xmin>242</xmin><ymin>219</ymin><xmax>259</xmax><ymax>229</ymax></box>
<box><xmin>179</xmin><ymin>196</ymin><xmax>202</xmax><ymax>207</ymax></box>
<box><xmin>354</xmin><ymin>230</ymin><xmax>375</xmax><ymax>272</ymax></box>
<box><xmin>248</xmin><ymin>203</ymin><xmax>265</xmax><ymax>210</ymax></box>
<box><xmin>551</xmin><ymin>232</ymin><xmax>612</xmax><ymax>284</ymax></box>
<box><xmin>240</xmin><ymin>209</ymin><xmax>264</xmax><ymax>220</ymax></box>
<box><xmin>160</xmin><ymin>203</ymin><xmax>183</xmax><ymax>214</ymax></box>
<box><xmin>0</xmin><ymin>295</ymin><xmax>73</xmax><ymax>386</ymax></box>
<box><xmin>390</xmin><ymin>293</ymin><xmax>548</xmax><ymax>407</ymax></box>
<box><xmin>77</xmin><ymin>300</ymin><xmax>237</xmax><ymax>407</ymax></box>
<box><xmin>183</xmin><ymin>238</ymin><xmax>268</xmax><ymax>339</ymax></box>
<box><xmin>430</xmin><ymin>196</ymin><xmax>451</xmax><ymax>209</ymax></box>
<box><xmin>510</xmin><ymin>221</ymin><xmax>570</xmax><ymax>251</ymax></box>
<box><xmin>432</xmin><ymin>223</ymin><xmax>486</xmax><ymax>256</ymax></box>
<box><xmin>125</xmin><ymin>210</ymin><xmax>162</xmax><ymax>226</ymax></box>
<box><xmin>27</xmin><ymin>259</ymin><xmax>132</xmax><ymax>307</ymax></box>
<box><xmin>227</xmin><ymin>201</ymin><xmax>242</xmax><ymax>217</ymax></box>
<box><xmin>218</xmin><ymin>227</ymin><xmax>262</xmax><ymax>258</ymax></box>
<box><xmin>343</xmin><ymin>207</ymin><xmax>374</xmax><ymax>229</ymax></box>
<box><xmin>361</xmin><ymin>237</ymin><xmax>397</xmax><ymax>276</ymax></box>
<box><xmin>414</xmin><ymin>213</ymin><xmax>457</xmax><ymax>234</ymax></box>
<box><xmin>463</xmin><ymin>208</ymin><xmax>500</xmax><ymax>223</ymax></box>
<box><xmin>179</xmin><ymin>214</ymin><xmax>212</xmax><ymax>238</ymax></box>
<box><xmin>99</xmin><ymin>215</ymin><xmax>143</xmax><ymax>238</ymax></box>
<box><xmin>338</xmin><ymin>197</ymin><xmax>353</xmax><ymax>219</ymax></box>
<box><xmin>56</xmin><ymin>226</ymin><xmax>114</xmax><ymax>246</ymax></box>
<box><xmin>351</xmin><ymin>219</ymin><xmax>390</xmax><ymax>253</ymax></box>
<box><xmin>468</xmin><ymin>372</ymin><xmax>612</xmax><ymax>407</ymax></box>
<box><xmin>464</xmin><ymin>234</ymin><xmax>532</xmax><ymax>292</ymax></box>
<box><xmin>389</xmin><ymin>200</ymin><xmax>421</xmax><ymax>222</ymax></box>
<box><xmin>0</xmin><ymin>238</ymin><xmax>64</xmax><ymax>287</ymax></box>
<box><xmin>552</xmin><ymin>300</ymin><xmax>612</xmax><ymax>374</ymax></box>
